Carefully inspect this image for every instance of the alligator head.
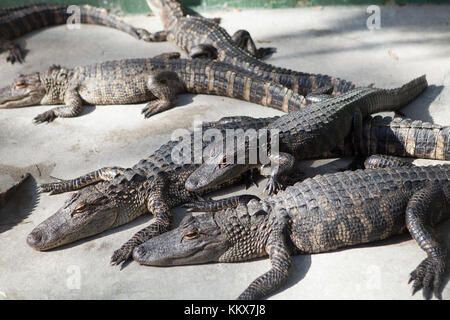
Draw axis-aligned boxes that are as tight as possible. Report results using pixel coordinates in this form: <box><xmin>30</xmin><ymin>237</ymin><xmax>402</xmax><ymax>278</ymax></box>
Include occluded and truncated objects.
<box><xmin>27</xmin><ymin>174</ymin><xmax>149</xmax><ymax>251</ymax></box>
<box><xmin>0</xmin><ymin>65</ymin><xmax>71</xmax><ymax>109</ymax></box>
<box><xmin>133</xmin><ymin>200</ymin><xmax>270</xmax><ymax>266</ymax></box>
<box><xmin>185</xmin><ymin>139</ymin><xmax>255</xmax><ymax>192</ymax></box>
<box><xmin>132</xmin><ymin>212</ymin><xmax>229</xmax><ymax>265</ymax></box>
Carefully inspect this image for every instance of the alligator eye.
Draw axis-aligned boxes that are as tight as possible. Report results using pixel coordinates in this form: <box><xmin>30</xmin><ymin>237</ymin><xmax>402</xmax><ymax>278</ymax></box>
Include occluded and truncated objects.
<box><xmin>71</xmin><ymin>202</ymin><xmax>88</xmax><ymax>216</ymax></box>
<box><xmin>219</xmin><ymin>156</ymin><xmax>229</xmax><ymax>168</ymax></box>
<box><xmin>181</xmin><ymin>228</ymin><xmax>199</xmax><ymax>241</ymax></box>
<box><xmin>14</xmin><ymin>80</ymin><xmax>26</xmax><ymax>88</ymax></box>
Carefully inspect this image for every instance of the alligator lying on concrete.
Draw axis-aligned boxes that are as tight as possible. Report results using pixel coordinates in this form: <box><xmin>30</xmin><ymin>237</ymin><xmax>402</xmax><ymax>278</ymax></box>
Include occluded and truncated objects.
<box><xmin>28</xmin><ymin>112</ymin><xmax>448</xmax><ymax>267</ymax></box>
<box><xmin>145</xmin><ymin>0</ymin><xmax>358</xmax><ymax>96</ymax></box>
<box><xmin>0</xmin><ymin>3</ymin><xmax>157</xmax><ymax>64</ymax></box>
<box><xmin>185</xmin><ymin>76</ymin><xmax>428</xmax><ymax>194</ymax></box>
<box><xmin>26</xmin><ymin>116</ymin><xmax>276</xmax><ymax>259</ymax></box>
<box><xmin>133</xmin><ymin>161</ymin><xmax>450</xmax><ymax>300</ymax></box>
<box><xmin>0</xmin><ymin>55</ymin><xmax>316</xmax><ymax>123</ymax></box>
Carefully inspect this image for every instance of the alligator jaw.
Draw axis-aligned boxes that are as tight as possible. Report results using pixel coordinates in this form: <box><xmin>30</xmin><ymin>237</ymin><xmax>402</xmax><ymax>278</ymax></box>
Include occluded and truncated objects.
<box><xmin>132</xmin><ymin>213</ymin><xmax>229</xmax><ymax>266</ymax></box>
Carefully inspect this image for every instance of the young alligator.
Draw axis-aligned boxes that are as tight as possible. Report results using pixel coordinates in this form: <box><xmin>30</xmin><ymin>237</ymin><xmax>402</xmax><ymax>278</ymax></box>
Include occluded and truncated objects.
<box><xmin>145</xmin><ymin>0</ymin><xmax>358</xmax><ymax>96</ymax></box>
<box><xmin>185</xmin><ymin>76</ymin><xmax>428</xmax><ymax>194</ymax></box>
<box><xmin>133</xmin><ymin>163</ymin><xmax>450</xmax><ymax>300</ymax></box>
<box><xmin>26</xmin><ymin>116</ymin><xmax>275</xmax><ymax>258</ymax></box>
<box><xmin>28</xmin><ymin>113</ymin><xmax>448</xmax><ymax>267</ymax></box>
<box><xmin>0</xmin><ymin>56</ymin><xmax>310</xmax><ymax>123</ymax></box>
<box><xmin>0</xmin><ymin>3</ymin><xmax>157</xmax><ymax>64</ymax></box>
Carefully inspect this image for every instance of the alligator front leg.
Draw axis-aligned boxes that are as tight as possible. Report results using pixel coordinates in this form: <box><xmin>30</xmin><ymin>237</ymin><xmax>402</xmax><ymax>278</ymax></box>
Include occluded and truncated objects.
<box><xmin>111</xmin><ymin>174</ymin><xmax>171</xmax><ymax>265</ymax></box>
<box><xmin>406</xmin><ymin>182</ymin><xmax>449</xmax><ymax>299</ymax></box>
<box><xmin>40</xmin><ymin>167</ymin><xmax>124</xmax><ymax>195</ymax></box>
<box><xmin>231</xmin><ymin>30</ymin><xmax>276</xmax><ymax>59</ymax></box>
<box><xmin>260</xmin><ymin>152</ymin><xmax>296</xmax><ymax>195</ymax></box>
<box><xmin>235</xmin><ymin>229</ymin><xmax>292</xmax><ymax>300</ymax></box>
<box><xmin>33</xmin><ymin>88</ymin><xmax>83</xmax><ymax>123</ymax></box>
<box><xmin>141</xmin><ymin>71</ymin><xmax>184</xmax><ymax>118</ymax></box>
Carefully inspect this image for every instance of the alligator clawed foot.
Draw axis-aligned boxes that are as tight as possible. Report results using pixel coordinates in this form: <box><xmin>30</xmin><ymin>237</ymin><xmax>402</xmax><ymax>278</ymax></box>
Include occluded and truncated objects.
<box><xmin>33</xmin><ymin>110</ymin><xmax>56</xmax><ymax>124</ymax></box>
<box><xmin>141</xmin><ymin>100</ymin><xmax>172</xmax><ymax>118</ymax></box>
<box><xmin>6</xmin><ymin>45</ymin><xmax>25</xmax><ymax>64</ymax></box>
<box><xmin>409</xmin><ymin>256</ymin><xmax>445</xmax><ymax>300</ymax></box>
<box><xmin>110</xmin><ymin>247</ymin><xmax>133</xmax><ymax>266</ymax></box>
<box><xmin>264</xmin><ymin>178</ymin><xmax>282</xmax><ymax>195</ymax></box>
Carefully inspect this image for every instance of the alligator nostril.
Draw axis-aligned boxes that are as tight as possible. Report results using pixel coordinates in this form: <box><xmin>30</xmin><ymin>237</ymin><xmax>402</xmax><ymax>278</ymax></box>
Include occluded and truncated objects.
<box><xmin>26</xmin><ymin>231</ymin><xmax>43</xmax><ymax>249</ymax></box>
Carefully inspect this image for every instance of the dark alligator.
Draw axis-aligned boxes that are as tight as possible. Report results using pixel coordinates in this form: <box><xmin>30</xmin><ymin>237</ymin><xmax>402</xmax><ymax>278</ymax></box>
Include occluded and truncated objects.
<box><xmin>145</xmin><ymin>0</ymin><xmax>358</xmax><ymax>96</ymax></box>
<box><xmin>28</xmin><ymin>112</ymin><xmax>447</xmax><ymax>267</ymax></box>
<box><xmin>0</xmin><ymin>3</ymin><xmax>158</xmax><ymax>64</ymax></box>
<box><xmin>26</xmin><ymin>116</ymin><xmax>275</xmax><ymax>257</ymax></box>
<box><xmin>185</xmin><ymin>76</ymin><xmax>428</xmax><ymax>194</ymax></box>
<box><xmin>0</xmin><ymin>173</ymin><xmax>31</xmax><ymax>209</ymax></box>
<box><xmin>133</xmin><ymin>162</ymin><xmax>450</xmax><ymax>300</ymax></box>
<box><xmin>0</xmin><ymin>55</ymin><xmax>312</xmax><ymax>123</ymax></box>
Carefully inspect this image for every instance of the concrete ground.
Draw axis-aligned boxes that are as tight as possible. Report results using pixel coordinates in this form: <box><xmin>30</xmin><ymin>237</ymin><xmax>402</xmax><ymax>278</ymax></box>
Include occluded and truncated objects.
<box><xmin>0</xmin><ymin>5</ymin><xmax>449</xmax><ymax>300</ymax></box>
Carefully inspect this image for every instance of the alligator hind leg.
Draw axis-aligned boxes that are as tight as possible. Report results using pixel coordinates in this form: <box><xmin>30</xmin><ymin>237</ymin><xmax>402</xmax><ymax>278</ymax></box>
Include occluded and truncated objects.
<box><xmin>40</xmin><ymin>167</ymin><xmax>124</xmax><ymax>195</ymax></box>
<box><xmin>111</xmin><ymin>173</ymin><xmax>171</xmax><ymax>265</ymax></box>
<box><xmin>304</xmin><ymin>86</ymin><xmax>334</xmax><ymax>104</ymax></box>
<box><xmin>136</xmin><ymin>29</ymin><xmax>168</xmax><ymax>42</ymax></box>
<box><xmin>406</xmin><ymin>182</ymin><xmax>449</xmax><ymax>299</ymax></box>
<box><xmin>1</xmin><ymin>39</ymin><xmax>25</xmax><ymax>64</ymax></box>
<box><xmin>153</xmin><ymin>52</ymin><xmax>181</xmax><ymax>59</ymax></box>
<box><xmin>231</xmin><ymin>30</ymin><xmax>276</xmax><ymax>59</ymax></box>
<box><xmin>33</xmin><ymin>88</ymin><xmax>83</xmax><ymax>123</ymax></box>
<box><xmin>189</xmin><ymin>44</ymin><xmax>218</xmax><ymax>59</ymax></box>
<box><xmin>141</xmin><ymin>71</ymin><xmax>185</xmax><ymax>118</ymax></box>
<box><xmin>364</xmin><ymin>155</ymin><xmax>413</xmax><ymax>169</ymax></box>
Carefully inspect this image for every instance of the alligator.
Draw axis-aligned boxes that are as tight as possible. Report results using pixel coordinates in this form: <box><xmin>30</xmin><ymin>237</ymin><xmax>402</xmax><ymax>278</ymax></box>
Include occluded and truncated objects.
<box><xmin>0</xmin><ymin>55</ymin><xmax>314</xmax><ymax>123</ymax></box>
<box><xmin>28</xmin><ymin>112</ymin><xmax>447</xmax><ymax>267</ymax></box>
<box><xmin>0</xmin><ymin>173</ymin><xmax>31</xmax><ymax>209</ymax></box>
<box><xmin>26</xmin><ymin>116</ymin><xmax>276</xmax><ymax>258</ymax></box>
<box><xmin>0</xmin><ymin>3</ymin><xmax>158</xmax><ymax>64</ymax></box>
<box><xmin>133</xmin><ymin>162</ymin><xmax>450</xmax><ymax>300</ymax></box>
<box><xmin>145</xmin><ymin>0</ymin><xmax>358</xmax><ymax>96</ymax></box>
<box><xmin>185</xmin><ymin>76</ymin><xmax>428</xmax><ymax>195</ymax></box>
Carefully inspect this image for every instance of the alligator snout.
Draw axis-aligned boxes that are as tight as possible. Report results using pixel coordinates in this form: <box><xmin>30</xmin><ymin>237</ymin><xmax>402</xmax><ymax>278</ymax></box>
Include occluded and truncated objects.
<box><xmin>26</xmin><ymin>230</ymin><xmax>46</xmax><ymax>250</ymax></box>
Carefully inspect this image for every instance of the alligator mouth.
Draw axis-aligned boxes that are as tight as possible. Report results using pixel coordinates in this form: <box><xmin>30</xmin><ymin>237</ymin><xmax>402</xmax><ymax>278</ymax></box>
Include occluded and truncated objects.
<box><xmin>0</xmin><ymin>95</ymin><xmax>31</xmax><ymax>107</ymax></box>
<box><xmin>0</xmin><ymin>85</ymin><xmax>33</xmax><ymax>108</ymax></box>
